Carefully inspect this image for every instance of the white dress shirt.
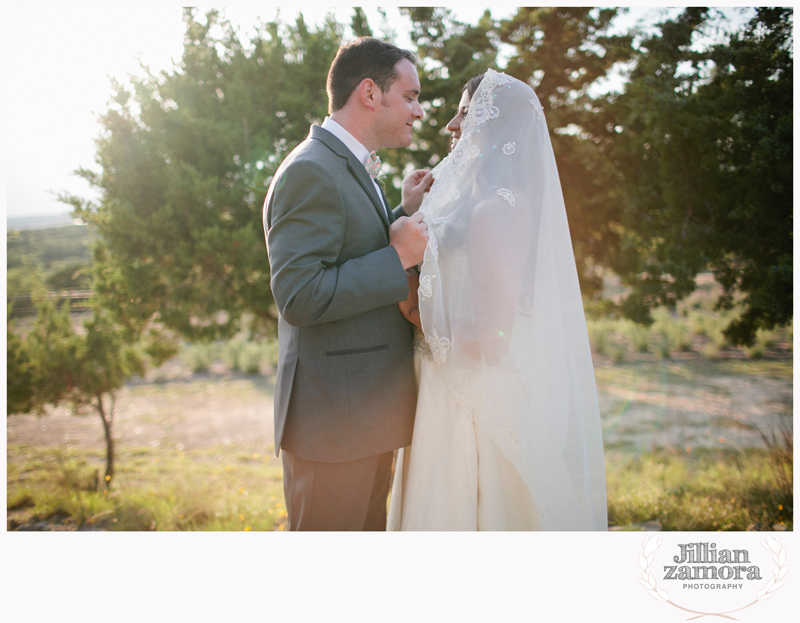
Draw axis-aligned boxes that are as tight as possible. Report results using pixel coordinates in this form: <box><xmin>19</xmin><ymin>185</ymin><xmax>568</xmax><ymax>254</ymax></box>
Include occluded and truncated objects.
<box><xmin>321</xmin><ymin>117</ymin><xmax>389</xmax><ymax>218</ymax></box>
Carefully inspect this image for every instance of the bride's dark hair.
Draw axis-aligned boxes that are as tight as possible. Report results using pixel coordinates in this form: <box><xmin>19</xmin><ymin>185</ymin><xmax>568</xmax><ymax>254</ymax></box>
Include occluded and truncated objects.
<box><xmin>463</xmin><ymin>73</ymin><xmax>485</xmax><ymax>99</ymax></box>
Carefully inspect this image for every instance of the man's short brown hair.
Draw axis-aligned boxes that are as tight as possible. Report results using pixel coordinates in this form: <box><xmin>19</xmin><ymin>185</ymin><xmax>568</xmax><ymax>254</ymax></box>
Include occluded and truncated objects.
<box><xmin>326</xmin><ymin>37</ymin><xmax>416</xmax><ymax>113</ymax></box>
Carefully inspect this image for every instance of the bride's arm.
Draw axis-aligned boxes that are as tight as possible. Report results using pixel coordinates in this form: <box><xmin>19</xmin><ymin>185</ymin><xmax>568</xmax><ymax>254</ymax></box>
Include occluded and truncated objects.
<box><xmin>458</xmin><ymin>198</ymin><xmax>528</xmax><ymax>365</ymax></box>
<box><xmin>397</xmin><ymin>269</ymin><xmax>422</xmax><ymax>328</ymax></box>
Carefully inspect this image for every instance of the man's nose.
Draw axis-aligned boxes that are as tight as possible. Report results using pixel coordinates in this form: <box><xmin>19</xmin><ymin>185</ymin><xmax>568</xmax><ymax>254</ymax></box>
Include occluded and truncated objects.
<box><xmin>412</xmin><ymin>100</ymin><xmax>424</xmax><ymax>120</ymax></box>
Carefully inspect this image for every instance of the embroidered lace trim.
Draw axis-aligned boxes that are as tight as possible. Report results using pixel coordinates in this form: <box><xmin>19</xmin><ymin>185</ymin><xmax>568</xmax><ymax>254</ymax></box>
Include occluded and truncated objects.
<box><xmin>426</xmin><ymin>329</ymin><xmax>451</xmax><ymax>366</ymax></box>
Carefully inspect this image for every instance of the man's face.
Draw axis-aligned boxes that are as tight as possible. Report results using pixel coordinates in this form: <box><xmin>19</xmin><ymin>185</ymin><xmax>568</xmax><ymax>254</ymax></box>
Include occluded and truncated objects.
<box><xmin>446</xmin><ymin>90</ymin><xmax>471</xmax><ymax>152</ymax></box>
<box><xmin>375</xmin><ymin>59</ymin><xmax>423</xmax><ymax>149</ymax></box>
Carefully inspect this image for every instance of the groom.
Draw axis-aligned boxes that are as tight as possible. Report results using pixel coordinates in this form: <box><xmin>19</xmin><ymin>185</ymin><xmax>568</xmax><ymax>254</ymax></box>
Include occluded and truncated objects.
<box><xmin>263</xmin><ymin>37</ymin><xmax>431</xmax><ymax>530</ymax></box>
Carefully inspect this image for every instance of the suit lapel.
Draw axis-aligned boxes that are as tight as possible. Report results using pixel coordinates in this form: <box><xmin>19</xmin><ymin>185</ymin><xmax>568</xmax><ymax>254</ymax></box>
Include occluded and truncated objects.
<box><xmin>378</xmin><ymin>184</ymin><xmax>395</xmax><ymax>225</ymax></box>
<box><xmin>310</xmin><ymin>125</ymin><xmax>390</xmax><ymax>230</ymax></box>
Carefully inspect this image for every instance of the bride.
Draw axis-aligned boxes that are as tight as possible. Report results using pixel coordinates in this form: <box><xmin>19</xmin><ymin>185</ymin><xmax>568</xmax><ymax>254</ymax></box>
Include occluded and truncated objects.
<box><xmin>388</xmin><ymin>69</ymin><xmax>608</xmax><ymax>530</ymax></box>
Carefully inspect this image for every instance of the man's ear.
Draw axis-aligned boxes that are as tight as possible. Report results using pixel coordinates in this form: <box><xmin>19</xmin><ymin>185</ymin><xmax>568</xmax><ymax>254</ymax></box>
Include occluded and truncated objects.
<box><xmin>357</xmin><ymin>78</ymin><xmax>378</xmax><ymax>112</ymax></box>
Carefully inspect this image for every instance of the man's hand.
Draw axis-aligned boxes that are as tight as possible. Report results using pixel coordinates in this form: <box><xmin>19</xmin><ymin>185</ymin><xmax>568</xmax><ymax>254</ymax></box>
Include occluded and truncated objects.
<box><xmin>389</xmin><ymin>211</ymin><xmax>428</xmax><ymax>270</ymax></box>
<box><xmin>398</xmin><ymin>270</ymin><xmax>422</xmax><ymax>328</ymax></box>
<box><xmin>400</xmin><ymin>169</ymin><xmax>434</xmax><ymax>215</ymax></box>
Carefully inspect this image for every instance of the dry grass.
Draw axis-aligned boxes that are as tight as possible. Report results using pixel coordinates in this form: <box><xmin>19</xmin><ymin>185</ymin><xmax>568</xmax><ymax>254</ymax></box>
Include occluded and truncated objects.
<box><xmin>7</xmin><ymin>443</ymin><xmax>287</xmax><ymax>531</ymax></box>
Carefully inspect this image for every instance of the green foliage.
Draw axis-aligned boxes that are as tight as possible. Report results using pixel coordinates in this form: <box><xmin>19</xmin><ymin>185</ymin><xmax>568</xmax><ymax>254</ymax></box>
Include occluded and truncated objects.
<box><xmin>7</xmin><ymin>272</ymin><xmax>178</xmax><ymax>480</ymax></box>
<box><xmin>58</xmin><ymin>8</ymin><xmax>790</xmax><ymax>348</ymax></box>
<box><xmin>607</xmin><ymin>8</ymin><xmax>793</xmax><ymax>344</ymax></box>
<box><xmin>350</xmin><ymin>7</ymin><xmax>373</xmax><ymax>38</ymax></box>
<box><xmin>63</xmin><ymin>9</ymin><xmax>347</xmax><ymax>342</ymax></box>
<box><xmin>498</xmin><ymin>8</ymin><xmax>634</xmax><ymax>297</ymax></box>
<box><xmin>7</xmin><ymin>225</ymin><xmax>93</xmax><ymax>271</ymax></box>
<box><xmin>397</xmin><ymin>7</ymin><xmax>500</xmax><ymax>181</ymax></box>
<box><xmin>236</xmin><ymin>343</ymin><xmax>260</xmax><ymax>374</ymax></box>
<box><xmin>585</xmin><ymin>284</ymin><xmax>795</xmax><ymax>362</ymax></box>
<box><xmin>399</xmin><ymin>8</ymin><xmax>633</xmax><ymax>297</ymax></box>
<box><xmin>202</xmin><ymin>337</ymin><xmax>279</xmax><ymax>374</ymax></box>
<box><xmin>6</xmin><ymin>225</ymin><xmax>93</xmax><ymax>295</ymax></box>
<box><xmin>623</xmin><ymin>320</ymin><xmax>651</xmax><ymax>353</ymax></box>
<box><xmin>606</xmin><ymin>447</ymin><xmax>792</xmax><ymax>531</ymax></box>
<box><xmin>7</xmin><ymin>443</ymin><xmax>286</xmax><ymax>531</ymax></box>
<box><xmin>7</xmin><ymin>304</ymin><xmax>35</xmax><ymax>414</ymax></box>
<box><xmin>222</xmin><ymin>338</ymin><xmax>246</xmax><ymax>371</ymax></box>
<box><xmin>181</xmin><ymin>342</ymin><xmax>218</xmax><ymax>373</ymax></box>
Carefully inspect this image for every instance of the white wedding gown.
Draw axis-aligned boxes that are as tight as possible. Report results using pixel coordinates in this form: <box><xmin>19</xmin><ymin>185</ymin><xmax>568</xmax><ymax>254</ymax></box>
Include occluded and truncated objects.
<box><xmin>387</xmin><ymin>70</ymin><xmax>607</xmax><ymax>531</ymax></box>
<box><xmin>387</xmin><ymin>330</ymin><xmax>539</xmax><ymax>530</ymax></box>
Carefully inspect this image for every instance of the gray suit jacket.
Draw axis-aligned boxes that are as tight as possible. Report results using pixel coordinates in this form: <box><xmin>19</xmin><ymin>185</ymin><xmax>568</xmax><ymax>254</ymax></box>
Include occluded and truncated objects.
<box><xmin>263</xmin><ymin>125</ymin><xmax>417</xmax><ymax>463</ymax></box>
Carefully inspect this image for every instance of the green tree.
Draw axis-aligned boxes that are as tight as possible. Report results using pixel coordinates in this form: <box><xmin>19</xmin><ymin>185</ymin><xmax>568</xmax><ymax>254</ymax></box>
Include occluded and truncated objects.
<box><xmin>397</xmin><ymin>7</ymin><xmax>499</xmax><ymax>177</ymax></box>
<box><xmin>608</xmin><ymin>8</ymin><xmax>792</xmax><ymax>344</ymax></box>
<box><xmin>350</xmin><ymin>7</ymin><xmax>373</xmax><ymax>38</ymax></box>
<box><xmin>62</xmin><ymin>9</ymin><xmax>342</xmax><ymax>342</ymax></box>
<box><xmin>399</xmin><ymin>8</ymin><xmax>633</xmax><ymax>296</ymax></box>
<box><xmin>7</xmin><ymin>285</ymin><xmax>176</xmax><ymax>485</ymax></box>
<box><xmin>7</xmin><ymin>304</ymin><xmax>35</xmax><ymax>415</ymax></box>
<box><xmin>498</xmin><ymin>7</ymin><xmax>634</xmax><ymax>296</ymax></box>
<box><xmin>7</xmin><ymin>225</ymin><xmax>94</xmax><ymax>296</ymax></box>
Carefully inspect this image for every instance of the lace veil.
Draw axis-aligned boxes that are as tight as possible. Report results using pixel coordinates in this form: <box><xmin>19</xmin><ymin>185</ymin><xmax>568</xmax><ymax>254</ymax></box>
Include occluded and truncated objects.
<box><xmin>418</xmin><ymin>69</ymin><xmax>608</xmax><ymax>530</ymax></box>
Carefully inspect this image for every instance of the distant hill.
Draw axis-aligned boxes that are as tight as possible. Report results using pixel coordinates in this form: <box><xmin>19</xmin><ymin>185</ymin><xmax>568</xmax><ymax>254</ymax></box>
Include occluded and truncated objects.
<box><xmin>7</xmin><ymin>223</ymin><xmax>95</xmax><ymax>294</ymax></box>
<box><xmin>7</xmin><ymin>214</ymin><xmax>85</xmax><ymax>231</ymax></box>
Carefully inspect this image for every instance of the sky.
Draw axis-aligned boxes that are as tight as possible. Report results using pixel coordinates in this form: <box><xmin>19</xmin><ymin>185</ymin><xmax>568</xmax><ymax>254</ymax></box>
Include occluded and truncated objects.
<box><xmin>4</xmin><ymin>4</ymin><xmax>755</xmax><ymax>218</ymax></box>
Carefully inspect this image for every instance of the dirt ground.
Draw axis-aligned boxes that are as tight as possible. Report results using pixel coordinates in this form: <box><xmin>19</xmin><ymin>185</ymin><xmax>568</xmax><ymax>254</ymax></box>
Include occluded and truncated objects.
<box><xmin>595</xmin><ymin>359</ymin><xmax>793</xmax><ymax>453</ymax></box>
<box><xmin>7</xmin><ymin>353</ymin><xmax>792</xmax><ymax>456</ymax></box>
<box><xmin>7</xmin><ymin>360</ymin><xmax>276</xmax><ymax>454</ymax></box>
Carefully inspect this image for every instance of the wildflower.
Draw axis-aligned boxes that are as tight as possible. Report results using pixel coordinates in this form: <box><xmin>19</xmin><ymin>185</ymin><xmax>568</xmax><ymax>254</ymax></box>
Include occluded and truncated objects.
<box><xmin>253</xmin><ymin>453</ymin><xmax>259</xmax><ymax>459</ymax></box>
<box><xmin>779</xmin><ymin>505</ymin><xmax>784</xmax><ymax>510</ymax></box>
<box><xmin>244</xmin><ymin>526</ymin><xmax>251</xmax><ymax>532</ymax></box>
<box><xmin>105</xmin><ymin>475</ymin><xmax>111</xmax><ymax>481</ymax></box>
<box><xmin>238</xmin><ymin>514</ymin><xmax>245</xmax><ymax>521</ymax></box>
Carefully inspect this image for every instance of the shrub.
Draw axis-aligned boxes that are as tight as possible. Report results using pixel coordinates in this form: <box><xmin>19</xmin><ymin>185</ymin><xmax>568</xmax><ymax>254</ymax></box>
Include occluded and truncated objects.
<box><xmin>755</xmin><ymin>328</ymin><xmax>776</xmax><ymax>348</ymax></box>
<box><xmin>670</xmin><ymin>323</ymin><xmax>693</xmax><ymax>352</ymax></box>
<box><xmin>586</xmin><ymin>319</ymin><xmax>614</xmax><ymax>355</ymax></box>
<box><xmin>240</xmin><ymin>344</ymin><xmax>263</xmax><ymax>375</ymax></box>
<box><xmin>653</xmin><ymin>331</ymin><xmax>671</xmax><ymax>359</ymax></box>
<box><xmin>624</xmin><ymin>321</ymin><xmax>651</xmax><ymax>353</ymax></box>
<box><xmin>182</xmin><ymin>343</ymin><xmax>217</xmax><ymax>373</ymax></box>
<box><xmin>222</xmin><ymin>338</ymin><xmax>246</xmax><ymax>371</ymax></box>
<box><xmin>262</xmin><ymin>340</ymin><xmax>280</xmax><ymax>369</ymax></box>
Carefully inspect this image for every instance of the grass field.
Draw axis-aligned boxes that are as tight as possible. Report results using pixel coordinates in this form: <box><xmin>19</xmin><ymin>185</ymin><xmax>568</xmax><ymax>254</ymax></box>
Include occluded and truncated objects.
<box><xmin>6</xmin><ymin>268</ymin><xmax>793</xmax><ymax>531</ymax></box>
<box><xmin>7</xmin><ymin>442</ymin><xmax>287</xmax><ymax>531</ymax></box>
<box><xmin>7</xmin><ymin>441</ymin><xmax>791</xmax><ymax>532</ymax></box>
<box><xmin>7</xmin><ymin>345</ymin><xmax>792</xmax><ymax>531</ymax></box>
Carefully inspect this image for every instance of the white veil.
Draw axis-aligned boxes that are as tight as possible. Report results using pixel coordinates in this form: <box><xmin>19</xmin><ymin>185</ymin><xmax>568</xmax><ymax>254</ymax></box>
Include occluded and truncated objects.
<box><xmin>418</xmin><ymin>69</ymin><xmax>607</xmax><ymax>530</ymax></box>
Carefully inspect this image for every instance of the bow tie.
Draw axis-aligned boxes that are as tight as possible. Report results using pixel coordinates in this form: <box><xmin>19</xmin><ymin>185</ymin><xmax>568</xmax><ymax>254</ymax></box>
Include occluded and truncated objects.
<box><xmin>365</xmin><ymin>151</ymin><xmax>381</xmax><ymax>179</ymax></box>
